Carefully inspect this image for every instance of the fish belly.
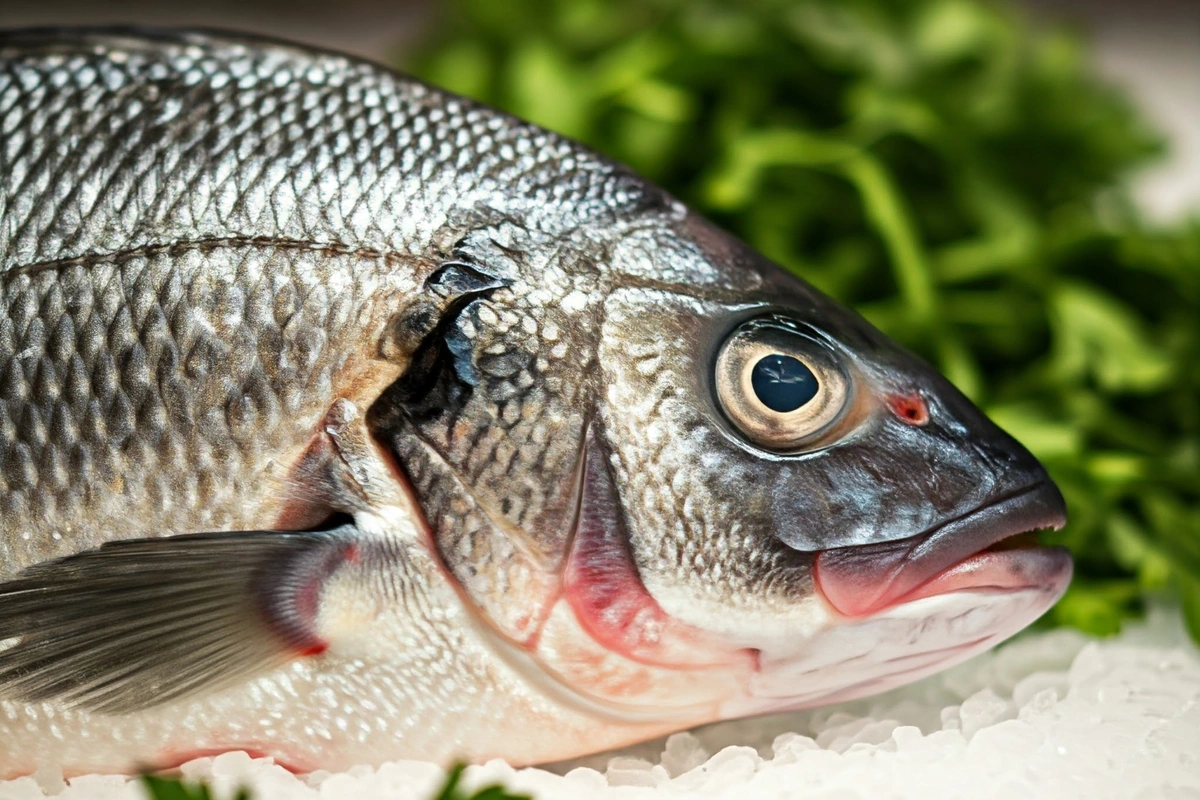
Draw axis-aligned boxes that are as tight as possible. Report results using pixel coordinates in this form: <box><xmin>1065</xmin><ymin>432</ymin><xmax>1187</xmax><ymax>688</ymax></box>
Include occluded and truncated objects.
<box><xmin>0</xmin><ymin>538</ymin><xmax>672</xmax><ymax>776</ymax></box>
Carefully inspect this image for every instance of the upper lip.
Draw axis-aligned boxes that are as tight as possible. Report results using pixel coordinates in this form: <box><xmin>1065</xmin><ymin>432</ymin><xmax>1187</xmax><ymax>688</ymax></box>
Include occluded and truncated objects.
<box><xmin>813</xmin><ymin>481</ymin><xmax>1068</xmax><ymax>617</ymax></box>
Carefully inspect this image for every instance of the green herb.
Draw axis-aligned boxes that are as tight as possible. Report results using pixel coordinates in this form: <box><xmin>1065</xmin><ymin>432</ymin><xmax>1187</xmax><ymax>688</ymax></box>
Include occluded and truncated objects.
<box><xmin>408</xmin><ymin>0</ymin><xmax>1200</xmax><ymax>640</ymax></box>
<box><xmin>141</xmin><ymin>774</ymin><xmax>250</xmax><ymax>800</ymax></box>
<box><xmin>139</xmin><ymin>764</ymin><xmax>531</xmax><ymax>800</ymax></box>
<box><xmin>433</xmin><ymin>763</ymin><xmax>532</xmax><ymax>800</ymax></box>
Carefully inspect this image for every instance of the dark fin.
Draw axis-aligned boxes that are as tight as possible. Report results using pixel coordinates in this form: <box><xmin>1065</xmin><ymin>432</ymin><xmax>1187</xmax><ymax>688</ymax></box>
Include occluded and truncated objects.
<box><xmin>0</xmin><ymin>526</ymin><xmax>358</xmax><ymax>714</ymax></box>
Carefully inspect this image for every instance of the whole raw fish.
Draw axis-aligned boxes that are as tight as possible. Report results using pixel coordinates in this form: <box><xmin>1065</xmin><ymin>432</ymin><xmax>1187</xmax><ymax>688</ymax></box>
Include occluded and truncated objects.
<box><xmin>0</xmin><ymin>28</ymin><xmax>1072</xmax><ymax>777</ymax></box>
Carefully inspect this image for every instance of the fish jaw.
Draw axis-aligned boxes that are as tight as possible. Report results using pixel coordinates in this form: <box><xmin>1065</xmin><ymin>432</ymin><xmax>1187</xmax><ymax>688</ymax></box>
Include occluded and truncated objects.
<box><xmin>463</xmin><ymin>451</ymin><xmax>1071</xmax><ymax>729</ymax></box>
<box><xmin>723</xmin><ymin>486</ymin><xmax>1071</xmax><ymax>717</ymax></box>
<box><xmin>812</xmin><ymin>481</ymin><xmax>1070</xmax><ymax>618</ymax></box>
<box><xmin>727</xmin><ymin>584</ymin><xmax>1068</xmax><ymax>718</ymax></box>
<box><xmin>482</xmin><ymin>483</ymin><xmax>1072</xmax><ymax>732</ymax></box>
<box><xmin>629</xmin><ymin>483</ymin><xmax>1071</xmax><ymax>723</ymax></box>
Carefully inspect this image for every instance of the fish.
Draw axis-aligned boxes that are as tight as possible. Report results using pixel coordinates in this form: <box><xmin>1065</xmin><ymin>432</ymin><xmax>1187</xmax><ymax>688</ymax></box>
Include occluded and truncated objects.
<box><xmin>0</xmin><ymin>27</ymin><xmax>1072</xmax><ymax>777</ymax></box>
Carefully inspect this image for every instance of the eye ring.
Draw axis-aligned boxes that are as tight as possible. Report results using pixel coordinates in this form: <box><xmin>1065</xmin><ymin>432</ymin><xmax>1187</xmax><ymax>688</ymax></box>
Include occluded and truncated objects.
<box><xmin>714</xmin><ymin>319</ymin><xmax>851</xmax><ymax>450</ymax></box>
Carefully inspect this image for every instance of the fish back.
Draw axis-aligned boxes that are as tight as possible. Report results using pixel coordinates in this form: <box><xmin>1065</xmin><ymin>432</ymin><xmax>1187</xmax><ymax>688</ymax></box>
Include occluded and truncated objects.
<box><xmin>0</xmin><ymin>28</ymin><xmax>651</xmax><ymax>273</ymax></box>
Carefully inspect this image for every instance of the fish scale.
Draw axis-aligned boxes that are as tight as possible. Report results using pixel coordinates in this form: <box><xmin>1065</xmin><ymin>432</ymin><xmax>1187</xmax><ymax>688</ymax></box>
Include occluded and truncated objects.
<box><xmin>0</xmin><ymin>241</ymin><xmax>414</xmax><ymax>573</ymax></box>
<box><xmin>0</xmin><ymin>27</ymin><xmax>1071</xmax><ymax>776</ymax></box>
<box><xmin>0</xmin><ymin>30</ymin><xmax>646</xmax><ymax>272</ymax></box>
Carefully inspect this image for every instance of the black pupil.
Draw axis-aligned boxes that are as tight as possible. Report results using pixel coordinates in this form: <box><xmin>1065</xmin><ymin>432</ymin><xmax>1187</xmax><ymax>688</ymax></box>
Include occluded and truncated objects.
<box><xmin>751</xmin><ymin>354</ymin><xmax>819</xmax><ymax>412</ymax></box>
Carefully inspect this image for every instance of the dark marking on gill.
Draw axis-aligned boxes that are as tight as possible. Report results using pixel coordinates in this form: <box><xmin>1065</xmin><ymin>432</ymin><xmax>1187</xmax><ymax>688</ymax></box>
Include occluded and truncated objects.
<box><xmin>428</xmin><ymin>260</ymin><xmax>508</xmax><ymax>299</ymax></box>
<box><xmin>385</xmin><ymin>259</ymin><xmax>510</xmax><ymax>419</ymax></box>
<box><xmin>444</xmin><ymin>300</ymin><xmax>484</xmax><ymax>386</ymax></box>
<box><xmin>305</xmin><ymin>510</ymin><xmax>356</xmax><ymax>533</ymax></box>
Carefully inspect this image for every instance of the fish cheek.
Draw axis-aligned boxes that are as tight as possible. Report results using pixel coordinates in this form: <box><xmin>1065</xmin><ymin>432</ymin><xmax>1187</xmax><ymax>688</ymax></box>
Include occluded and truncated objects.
<box><xmin>595</xmin><ymin>291</ymin><xmax>826</xmax><ymax>642</ymax></box>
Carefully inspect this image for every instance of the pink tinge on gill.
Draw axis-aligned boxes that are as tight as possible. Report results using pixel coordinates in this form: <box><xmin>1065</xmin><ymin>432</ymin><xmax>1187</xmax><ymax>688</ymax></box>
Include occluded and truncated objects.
<box><xmin>560</xmin><ymin>439</ymin><xmax>742</xmax><ymax>668</ymax></box>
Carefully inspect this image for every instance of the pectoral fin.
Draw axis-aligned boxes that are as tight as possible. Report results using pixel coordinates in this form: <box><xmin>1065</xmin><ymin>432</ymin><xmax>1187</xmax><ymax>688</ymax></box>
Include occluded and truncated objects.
<box><xmin>0</xmin><ymin>525</ymin><xmax>361</xmax><ymax>714</ymax></box>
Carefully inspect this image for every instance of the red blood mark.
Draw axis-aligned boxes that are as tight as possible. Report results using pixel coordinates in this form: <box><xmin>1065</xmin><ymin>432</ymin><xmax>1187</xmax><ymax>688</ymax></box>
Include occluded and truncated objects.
<box><xmin>261</xmin><ymin>545</ymin><xmax>345</xmax><ymax>659</ymax></box>
<box><xmin>887</xmin><ymin>392</ymin><xmax>929</xmax><ymax>426</ymax></box>
<box><xmin>563</xmin><ymin>510</ymin><xmax>744</xmax><ymax>667</ymax></box>
<box><xmin>560</xmin><ymin>438</ymin><xmax>739</xmax><ymax>668</ymax></box>
<box><xmin>296</xmin><ymin>642</ymin><xmax>329</xmax><ymax>657</ymax></box>
<box><xmin>282</xmin><ymin>573</ymin><xmax>332</xmax><ymax>657</ymax></box>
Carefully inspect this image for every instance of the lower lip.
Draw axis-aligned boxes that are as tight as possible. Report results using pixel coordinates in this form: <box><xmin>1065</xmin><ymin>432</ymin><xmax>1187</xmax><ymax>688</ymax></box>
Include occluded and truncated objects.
<box><xmin>891</xmin><ymin>545</ymin><xmax>1073</xmax><ymax>607</ymax></box>
<box><xmin>816</xmin><ymin>544</ymin><xmax>1073</xmax><ymax>618</ymax></box>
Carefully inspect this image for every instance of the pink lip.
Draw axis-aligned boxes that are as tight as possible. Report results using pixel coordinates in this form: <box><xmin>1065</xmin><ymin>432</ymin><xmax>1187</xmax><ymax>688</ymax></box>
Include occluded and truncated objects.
<box><xmin>887</xmin><ymin>544</ymin><xmax>1073</xmax><ymax>607</ymax></box>
<box><xmin>813</xmin><ymin>483</ymin><xmax>1071</xmax><ymax>618</ymax></box>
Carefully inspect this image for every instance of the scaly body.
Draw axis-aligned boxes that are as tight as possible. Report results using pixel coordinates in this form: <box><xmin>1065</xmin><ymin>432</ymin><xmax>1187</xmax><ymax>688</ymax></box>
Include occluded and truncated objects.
<box><xmin>0</xmin><ymin>29</ymin><xmax>1071</xmax><ymax>776</ymax></box>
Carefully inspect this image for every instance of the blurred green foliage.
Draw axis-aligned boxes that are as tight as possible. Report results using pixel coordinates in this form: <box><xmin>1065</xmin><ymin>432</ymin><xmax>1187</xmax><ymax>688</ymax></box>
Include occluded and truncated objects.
<box><xmin>142</xmin><ymin>774</ymin><xmax>249</xmax><ymax>800</ymax></box>
<box><xmin>139</xmin><ymin>764</ymin><xmax>530</xmax><ymax>800</ymax></box>
<box><xmin>432</xmin><ymin>764</ymin><xmax>531</xmax><ymax>800</ymax></box>
<box><xmin>409</xmin><ymin>0</ymin><xmax>1200</xmax><ymax>640</ymax></box>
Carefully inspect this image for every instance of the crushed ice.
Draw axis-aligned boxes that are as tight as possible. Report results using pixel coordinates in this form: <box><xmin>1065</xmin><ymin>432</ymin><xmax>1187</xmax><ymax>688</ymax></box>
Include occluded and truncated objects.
<box><xmin>3</xmin><ymin>606</ymin><xmax>1197</xmax><ymax>800</ymax></box>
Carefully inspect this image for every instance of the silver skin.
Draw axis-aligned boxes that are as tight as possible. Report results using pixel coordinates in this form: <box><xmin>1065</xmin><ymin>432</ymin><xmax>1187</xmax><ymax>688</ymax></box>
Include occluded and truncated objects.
<box><xmin>0</xmin><ymin>29</ymin><xmax>1069</xmax><ymax>776</ymax></box>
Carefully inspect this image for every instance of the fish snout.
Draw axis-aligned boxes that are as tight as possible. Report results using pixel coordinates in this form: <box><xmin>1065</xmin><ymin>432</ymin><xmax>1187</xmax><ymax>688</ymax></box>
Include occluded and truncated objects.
<box><xmin>809</xmin><ymin>369</ymin><xmax>1073</xmax><ymax>618</ymax></box>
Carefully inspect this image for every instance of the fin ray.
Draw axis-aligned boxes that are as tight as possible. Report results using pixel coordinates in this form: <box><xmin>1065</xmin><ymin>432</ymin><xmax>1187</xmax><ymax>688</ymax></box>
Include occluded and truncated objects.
<box><xmin>0</xmin><ymin>527</ymin><xmax>357</xmax><ymax>714</ymax></box>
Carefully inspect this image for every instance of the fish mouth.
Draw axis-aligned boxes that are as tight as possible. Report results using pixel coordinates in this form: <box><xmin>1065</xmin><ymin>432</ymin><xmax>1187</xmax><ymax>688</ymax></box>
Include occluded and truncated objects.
<box><xmin>813</xmin><ymin>482</ymin><xmax>1071</xmax><ymax>618</ymax></box>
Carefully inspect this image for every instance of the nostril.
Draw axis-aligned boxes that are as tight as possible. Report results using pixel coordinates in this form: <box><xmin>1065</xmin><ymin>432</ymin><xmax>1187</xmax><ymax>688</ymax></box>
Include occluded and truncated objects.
<box><xmin>888</xmin><ymin>392</ymin><xmax>929</xmax><ymax>426</ymax></box>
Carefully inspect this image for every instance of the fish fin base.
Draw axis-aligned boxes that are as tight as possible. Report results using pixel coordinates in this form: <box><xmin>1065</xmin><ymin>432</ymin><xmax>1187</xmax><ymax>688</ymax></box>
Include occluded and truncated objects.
<box><xmin>0</xmin><ymin>526</ymin><xmax>358</xmax><ymax>714</ymax></box>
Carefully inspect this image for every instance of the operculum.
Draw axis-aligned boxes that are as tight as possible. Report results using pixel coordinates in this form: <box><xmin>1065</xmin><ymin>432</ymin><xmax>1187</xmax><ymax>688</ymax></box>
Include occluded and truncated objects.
<box><xmin>372</xmin><ymin>257</ymin><xmax>754</xmax><ymax>714</ymax></box>
<box><xmin>387</xmin><ymin>414</ymin><xmax>756</xmax><ymax>720</ymax></box>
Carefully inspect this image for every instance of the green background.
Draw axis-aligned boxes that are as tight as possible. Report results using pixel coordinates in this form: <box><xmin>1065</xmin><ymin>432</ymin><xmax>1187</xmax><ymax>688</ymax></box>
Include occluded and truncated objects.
<box><xmin>407</xmin><ymin>0</ymin><xmax>1200</xmax><ymax>642</ymax></box>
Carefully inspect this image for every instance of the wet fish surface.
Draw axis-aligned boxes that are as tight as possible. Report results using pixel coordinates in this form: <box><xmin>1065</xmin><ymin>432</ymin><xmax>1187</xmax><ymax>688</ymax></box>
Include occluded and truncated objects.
<box><xmin>0</xmin><ymin>28</ymin><xmax>1072</xmax><ymax>776</ymax></box>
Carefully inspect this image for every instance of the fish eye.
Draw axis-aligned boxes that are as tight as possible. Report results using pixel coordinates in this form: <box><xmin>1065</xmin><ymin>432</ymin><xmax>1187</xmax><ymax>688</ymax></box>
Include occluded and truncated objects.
<box><xmin>715</xmin><ymin>318</ymin><xmax>851</xmax><ymax>450</ymax></box>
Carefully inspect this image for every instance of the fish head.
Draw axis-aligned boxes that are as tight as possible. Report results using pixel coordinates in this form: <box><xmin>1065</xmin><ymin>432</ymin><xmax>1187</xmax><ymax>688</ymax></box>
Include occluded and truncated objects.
<box><xmin>380</xmin><ymin>202</ymin><xmax>1070</xmax><ymax>726</ymax></box>
<box><xmin>588</xmin><ymin>212</ymin><xmax>1071</xmax><ymax>717</ymax></box>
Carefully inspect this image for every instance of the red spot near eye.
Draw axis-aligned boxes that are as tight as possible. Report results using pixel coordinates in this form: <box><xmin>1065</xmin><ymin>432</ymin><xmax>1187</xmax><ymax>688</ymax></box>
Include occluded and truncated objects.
<box><xmin>888</xmin><ymin>392</ymin><xmax>929</xmax><ymax>426</ymax></box>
